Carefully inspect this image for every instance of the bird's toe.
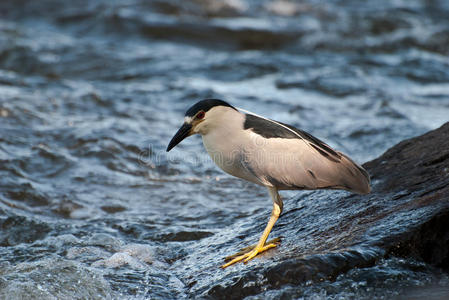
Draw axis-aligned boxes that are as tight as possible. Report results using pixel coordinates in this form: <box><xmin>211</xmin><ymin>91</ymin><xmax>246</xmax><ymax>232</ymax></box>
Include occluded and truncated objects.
<box><xmin>220</xmin><ymin>237</ymin><xmax>281</xmax><ymax>269</ymax></box>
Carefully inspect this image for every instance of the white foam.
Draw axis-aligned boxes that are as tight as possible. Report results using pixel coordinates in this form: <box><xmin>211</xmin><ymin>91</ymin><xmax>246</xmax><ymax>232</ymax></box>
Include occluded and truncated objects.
<box><xmin>92</xmin><ymin>244</ymin><xmax>154</xmax><ymax>269</ymax></box>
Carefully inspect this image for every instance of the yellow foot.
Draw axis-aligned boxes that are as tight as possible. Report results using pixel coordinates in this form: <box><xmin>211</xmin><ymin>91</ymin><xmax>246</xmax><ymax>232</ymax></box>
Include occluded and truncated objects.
<box><xmin>220</xmin><ymin>237</ymin><xmax>281</xmax><ymax>269</ymax></box>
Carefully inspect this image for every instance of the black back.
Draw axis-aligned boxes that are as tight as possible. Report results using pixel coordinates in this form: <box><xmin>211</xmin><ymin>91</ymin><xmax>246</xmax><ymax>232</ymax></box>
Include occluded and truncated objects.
<box><xmin>244</xmin><ymin>113</ymin><xmax>341</xmax><ymax>160</ymax></box>
<box><xmin>244</xmin><ymin>114</ymin><xmax>298</xmax><ymax>139</ymax></box>
<box><xmin>185</xmin><ymin>99</ymin><xmax>237</xmax><ymax>117</ymax></box>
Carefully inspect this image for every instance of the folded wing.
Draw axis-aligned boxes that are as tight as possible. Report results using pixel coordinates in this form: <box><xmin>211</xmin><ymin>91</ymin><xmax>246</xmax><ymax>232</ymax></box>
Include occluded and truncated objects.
<box><xmin>242</xmin><ymin>113</ymin><xmax>371</xmax><ymax>194</ymax></box>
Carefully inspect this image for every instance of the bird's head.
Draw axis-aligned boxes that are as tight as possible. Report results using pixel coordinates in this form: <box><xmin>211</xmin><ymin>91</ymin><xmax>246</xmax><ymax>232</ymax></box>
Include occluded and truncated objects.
<box><xmin>166</xmin><ymin>99</ymin><xmax>237</xmax><ymax>152</ymax></box>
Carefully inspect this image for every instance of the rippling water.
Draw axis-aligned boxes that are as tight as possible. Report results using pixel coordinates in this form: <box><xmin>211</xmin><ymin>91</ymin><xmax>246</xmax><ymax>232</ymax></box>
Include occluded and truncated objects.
<box><xmin>1</xmin><ymin>0</ymin><xmax>449</xmax><ymax>298</ymax></box>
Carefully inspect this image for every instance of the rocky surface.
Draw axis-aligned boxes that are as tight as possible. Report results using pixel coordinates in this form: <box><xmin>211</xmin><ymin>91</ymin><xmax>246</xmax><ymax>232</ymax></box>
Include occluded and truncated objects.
<box><xmin>367</xmin><ymin>122</ymin><xmax>449</xmax><ymax>270</ymax></box>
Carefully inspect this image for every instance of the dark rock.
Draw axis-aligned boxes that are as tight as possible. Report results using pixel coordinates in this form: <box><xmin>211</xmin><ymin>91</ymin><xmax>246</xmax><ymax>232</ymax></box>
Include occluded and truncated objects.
<box><xmin>367</xmin><ymin>122</ymin><xmax>449</xmax><ymax>269</ymax></box>
<box><xmin>154</xmin><ymin>230</ymin><xmax>214</xmax><ymax>242</ymax></box>
<box><xmin>0</xmin><ymin>216</ymin><xmax>51</xmax><ymax>246</ymax></box>
<box><xmin>206</xmin><ymin>122</ymin><xmax>449</xmax><ymax>298</ymax></box>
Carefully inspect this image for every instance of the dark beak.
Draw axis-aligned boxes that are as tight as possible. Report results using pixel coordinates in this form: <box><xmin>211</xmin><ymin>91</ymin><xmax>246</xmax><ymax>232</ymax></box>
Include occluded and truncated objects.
<box><xmin>166</xmin><ymin>123</ymin><xmax>193</xmax><ymax>152</ymax></box>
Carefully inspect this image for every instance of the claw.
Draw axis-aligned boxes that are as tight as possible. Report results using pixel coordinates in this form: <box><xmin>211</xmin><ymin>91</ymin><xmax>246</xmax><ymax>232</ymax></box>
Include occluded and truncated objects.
<box><xmin>220</xmin><ymin>238</ymin><xmax>281</xmax><ymax>268</ymax></box>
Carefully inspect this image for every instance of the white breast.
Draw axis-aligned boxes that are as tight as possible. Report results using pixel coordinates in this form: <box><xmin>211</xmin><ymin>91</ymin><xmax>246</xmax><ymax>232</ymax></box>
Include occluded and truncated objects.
<box><xmin>200</xmin><ymin>110</ymin><xmax>262</xmax><ymax>185</ymax></box>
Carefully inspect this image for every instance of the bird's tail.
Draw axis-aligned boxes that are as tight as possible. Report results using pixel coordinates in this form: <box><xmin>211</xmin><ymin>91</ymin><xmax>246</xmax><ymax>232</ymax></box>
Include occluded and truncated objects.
<box><xmin>338</xmin><ymin>153</ymin><xmax>371</xmax><ymax>194</ymax></box>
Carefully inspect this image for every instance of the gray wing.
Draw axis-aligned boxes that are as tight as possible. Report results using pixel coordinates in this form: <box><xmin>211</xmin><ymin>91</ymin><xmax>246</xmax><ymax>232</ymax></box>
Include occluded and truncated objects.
<box><xmin>242</xmin><ymin>113</ymin><xmax>371</xmax><ymax>194</ymax></box>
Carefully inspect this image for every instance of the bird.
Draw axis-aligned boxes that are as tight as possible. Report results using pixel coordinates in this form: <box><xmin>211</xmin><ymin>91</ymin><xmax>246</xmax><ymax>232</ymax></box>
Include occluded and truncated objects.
<box><xmin>166</xmin><ymin>99</ymin><xmax>371</xmax><ymax>268</ymax></box>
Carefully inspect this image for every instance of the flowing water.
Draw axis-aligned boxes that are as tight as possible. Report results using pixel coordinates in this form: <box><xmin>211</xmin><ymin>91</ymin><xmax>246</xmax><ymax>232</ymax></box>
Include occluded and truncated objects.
<box><xmin>1</xmin><ymin>0</ymin><xmax>449</xmax><ymax>298</ymax></box>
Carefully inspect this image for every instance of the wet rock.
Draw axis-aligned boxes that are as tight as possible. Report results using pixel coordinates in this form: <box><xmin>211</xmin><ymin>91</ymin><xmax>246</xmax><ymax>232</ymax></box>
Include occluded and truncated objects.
<box><xmin>0</xmin><ymin>216</ymin><xmax>51</xmax><ymax>246</ymax></box>
<box><xmin>0</xmin><ymin>258</ymin><xmax>114</xmax><ymax>299</ymax></box>
<box><xmin>206</xmin><ymin>122</ymin><xmax>449</xmax><ymax>298</ymax></box>
<box><xmin>365</xmin><ymin>122</ymin><xmax>449</xmax><ymax>269</ymax></box>
<box><xmin>154</xmin><ymin>230</ymin><xmax>214</xmax><ymax>242</ymax></box>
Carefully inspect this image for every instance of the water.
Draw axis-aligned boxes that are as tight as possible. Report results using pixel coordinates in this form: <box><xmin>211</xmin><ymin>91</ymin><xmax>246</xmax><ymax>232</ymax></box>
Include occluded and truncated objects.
<box><xmin>1</xmin><ymin>0</ymin><xmax>449</xmax><ymax>298</ymax></box>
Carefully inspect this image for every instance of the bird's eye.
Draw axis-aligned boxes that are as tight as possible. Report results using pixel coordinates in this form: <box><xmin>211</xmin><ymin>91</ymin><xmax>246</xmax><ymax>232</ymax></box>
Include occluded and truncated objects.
<box><xmin>196</xmin><ymin>111</ymin><xmax>205</xmax><ymax>119</ymax></box>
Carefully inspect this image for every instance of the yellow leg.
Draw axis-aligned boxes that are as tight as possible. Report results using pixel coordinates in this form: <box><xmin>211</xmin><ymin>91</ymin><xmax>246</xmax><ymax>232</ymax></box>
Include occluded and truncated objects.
<box><xmin>221</xmin><ymin>187</ymin><xmax>283</xmax><ymax>269</ymax></box>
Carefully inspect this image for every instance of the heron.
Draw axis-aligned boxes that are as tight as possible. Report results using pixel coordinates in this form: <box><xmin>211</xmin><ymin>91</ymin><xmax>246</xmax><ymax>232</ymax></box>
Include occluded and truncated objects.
<box><xmin>166</xmin><ymin>99</ymin><xmax>370</xmax><ymax>268</ymax></box>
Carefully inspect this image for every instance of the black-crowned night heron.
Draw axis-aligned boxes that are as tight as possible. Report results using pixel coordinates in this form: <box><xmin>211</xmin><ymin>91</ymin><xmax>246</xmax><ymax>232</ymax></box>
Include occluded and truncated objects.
<box><xmin>167</xmin><ymin>99</ymin><xmax>371</xmax><ymax>268</ymax></box>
